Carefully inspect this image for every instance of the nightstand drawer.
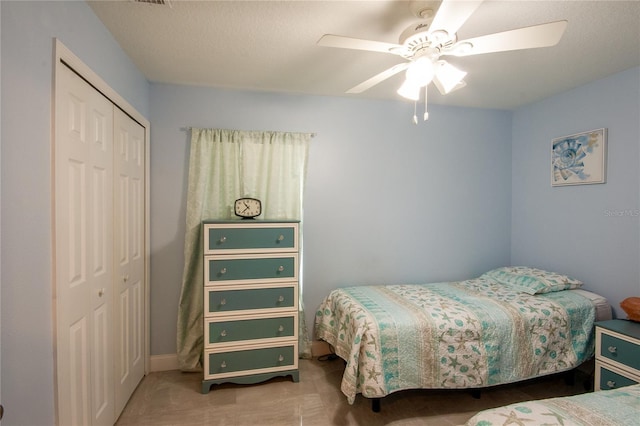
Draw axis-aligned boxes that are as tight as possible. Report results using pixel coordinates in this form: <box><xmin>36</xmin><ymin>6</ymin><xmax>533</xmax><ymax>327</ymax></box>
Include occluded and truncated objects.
<box><xmin>205</xmin><ymin>254</ymin><xmax>297</xmax><ymax>284</ymax></box>
<box><xmin>204</xmin><ymin>224</ymin><xmax>297</xmax><ymax>254</ymax></box>
<box><xmin>205</xmin><ymin>284</ymin><xmax>297</xmax><ymax>315</ymax></box>
<box><xmin>596</xmin><ymin>361</ymin><xmax>639</xmax><ymax>390</ymax></box>
<box><xmin>206</xmin><ymin>315</ymin><xmax>296</xmax><ymax>346</ymax></box>
<box><xmin>599</xmin><ymin>332</ymin><xmax>640</xmax><ymax>372</ymax></box>
<box><xmin>205</xmin><ymin>344</ymin><xmax>297</xmax><ymax>379</ymax></box>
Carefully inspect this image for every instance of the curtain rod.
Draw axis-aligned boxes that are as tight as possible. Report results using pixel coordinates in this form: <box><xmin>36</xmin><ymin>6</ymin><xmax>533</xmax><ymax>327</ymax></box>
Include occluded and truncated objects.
<box><xmin>181</xmin><ymin>127</ymin><xmax>316</xmax><ymax>138</ymax></box>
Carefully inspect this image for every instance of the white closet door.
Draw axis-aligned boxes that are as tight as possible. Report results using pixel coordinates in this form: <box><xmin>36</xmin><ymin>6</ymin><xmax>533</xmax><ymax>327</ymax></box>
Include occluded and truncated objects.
<box><xmin>55</xmin><ymin>64</ymin><xmax>115</xmax><ymax>426</ymax></box>
<box><xmin>113</xmin><ymin>108</ymin><xmax>146</xmax><ymax>416</ymax></box>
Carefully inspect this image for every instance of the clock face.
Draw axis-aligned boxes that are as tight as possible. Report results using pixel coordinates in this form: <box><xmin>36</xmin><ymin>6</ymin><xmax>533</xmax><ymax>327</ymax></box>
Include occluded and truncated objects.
<box><xmin>234</xmin><ymin>198</ymin><xmax>261</xmax><ymax>218</ymax></box>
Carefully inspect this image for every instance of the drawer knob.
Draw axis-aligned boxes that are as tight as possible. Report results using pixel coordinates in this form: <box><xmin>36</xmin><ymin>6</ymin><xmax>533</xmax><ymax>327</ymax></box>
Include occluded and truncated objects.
<box><xmin>277</xmin><ymin>295</ymin><xmax>285</xmax><ymax>303</ymax></box>
<box><xmin>608</xmin><ymin>346</ymin><xmax>617</xmax><ymax>354</ymax></box>
<box><xmin>220</xmin><ymin>268</ymin><xmax>227</xmax><ymax>275</ymax></box>
<box><xmin>220</xmin><ymin>330</ymin><xmax>227</xmax><ymax>337</ymax></box>
<box><xmin>606</xmin><ymin>380</ymin><xmax>616</xmax><ymax>388</ymax></box>
<box><xmin>219</xmin><ymin>236</ymin><xmax>226</xmax><ymax>244</ymax></box>
<box><xmin>278</xmin><ymin>325</ymin><xmax>284</xmax><ymax>332</ymax></box>
<box><xmin>278</xmin><ymin>355</ymin><xmax>284</xmax><ymax>362</ymax></box>
<box><xmin>220</xmin><ymin>361</ymin><xmax>227</xmax><ymax>369</ymax></box>
<box><xmin>277</xmin><ymin>235</ymin><xmax>285</xmax><ymax>242</ymax></box>
<box><xmin>220</xmin><ymin>298</ymin><xmax>227</xmax><ymax>306</ymax></box>
<box><xmin>278</xmin><ymin>265</ymin><xmax>285</xmax><ymax>272</ymax></box>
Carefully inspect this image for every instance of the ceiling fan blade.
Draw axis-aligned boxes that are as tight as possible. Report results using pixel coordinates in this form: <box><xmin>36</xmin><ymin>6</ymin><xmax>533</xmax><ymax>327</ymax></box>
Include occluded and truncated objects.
<box><xmin>346</xmin><ymin>62</ymin><xmax>410</xmax><ymax>94</ymax></box>
<box><xmin>317</xmin><ymin>34</ymin><xmax>402</xmax><ymax>54</ymax></box>
<box><xmin>429</xmin><ymin>0</ymin><xmax>484</xmax><ymax>37</ymax></box>
<box><xmin>446</xmin><ymin>20</ymin><xmax>568</xmax><ymax>57</ymax></box>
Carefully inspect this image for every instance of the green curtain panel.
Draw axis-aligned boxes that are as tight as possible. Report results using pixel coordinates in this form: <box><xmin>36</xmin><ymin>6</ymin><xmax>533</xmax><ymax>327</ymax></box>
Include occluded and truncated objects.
<box><xmin>177</xmin><ymin>128</ymin><xmax>313</xmax><ymax>371</ymax></box>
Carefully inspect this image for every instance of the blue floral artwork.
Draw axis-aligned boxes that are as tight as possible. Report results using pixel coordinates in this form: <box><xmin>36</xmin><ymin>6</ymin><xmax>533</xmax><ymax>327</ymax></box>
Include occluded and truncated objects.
<box><xmin>552</xmin><ymin>128</ymin><xmax>607</xmax><ymax>186</ymax></box>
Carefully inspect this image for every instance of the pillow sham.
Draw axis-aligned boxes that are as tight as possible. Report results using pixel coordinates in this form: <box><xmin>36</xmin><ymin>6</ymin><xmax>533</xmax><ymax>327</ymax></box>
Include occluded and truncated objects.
<box><xmin>482</xmin><ymin>266</ymin><xmax>583</xmax><ymax>295</ymax></box>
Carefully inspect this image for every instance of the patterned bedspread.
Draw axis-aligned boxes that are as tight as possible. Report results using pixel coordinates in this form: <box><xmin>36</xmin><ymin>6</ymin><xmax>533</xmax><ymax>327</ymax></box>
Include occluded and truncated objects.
<box><xmin>315</xmin><ymin>278</ymin><xmax>596</xmax><ymax>403</ymax></box>
<box><xmin>465</xmin><ymin>384</ymin><xmax>640</xmax><ymax>426</ymax></box>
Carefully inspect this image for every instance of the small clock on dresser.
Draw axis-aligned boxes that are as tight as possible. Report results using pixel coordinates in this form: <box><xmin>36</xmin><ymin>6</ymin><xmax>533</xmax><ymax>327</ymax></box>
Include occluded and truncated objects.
<box><xmin>234</xmin><ymin>198</ymin><xmax>261</xmax><ymax>219</ymax></box>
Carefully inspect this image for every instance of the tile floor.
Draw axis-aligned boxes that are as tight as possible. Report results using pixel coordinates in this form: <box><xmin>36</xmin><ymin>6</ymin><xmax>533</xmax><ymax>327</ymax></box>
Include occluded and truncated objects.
<box><xmin>116</xmin><ymin>357</ymin><xmax>593</xmax><ymax>425</ymax></box>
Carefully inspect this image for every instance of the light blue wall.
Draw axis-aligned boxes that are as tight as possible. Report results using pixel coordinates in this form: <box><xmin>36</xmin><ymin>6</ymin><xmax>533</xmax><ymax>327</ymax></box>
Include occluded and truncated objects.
<box><xmin>1</xmin><ymin>1</ymin><xmax>149</xmax><ymax>425</ymax></box>
<box><xmin>511</xmin><ymin>67</ymin><xmax>640</xmax><ymax>318</ymax></box>
<box><xmin>149</xmin><ymin>83</ymin><xmax>513</xmax><ymax>355</ymax></box>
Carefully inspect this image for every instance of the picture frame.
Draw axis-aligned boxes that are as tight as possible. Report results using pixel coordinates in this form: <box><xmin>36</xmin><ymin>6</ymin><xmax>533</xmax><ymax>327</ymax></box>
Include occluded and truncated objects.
<box><xmin>551</xmin><ymin>128</ymin><xmax>607</xmax><ymax>186</ymax></box>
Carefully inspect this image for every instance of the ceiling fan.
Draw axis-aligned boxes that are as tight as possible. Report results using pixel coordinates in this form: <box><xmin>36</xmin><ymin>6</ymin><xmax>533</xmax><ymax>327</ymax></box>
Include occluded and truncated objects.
<box><xmin>317</xmin><ymin>0</ymin><xmax>567</xmax><ymax>122</ymax></box>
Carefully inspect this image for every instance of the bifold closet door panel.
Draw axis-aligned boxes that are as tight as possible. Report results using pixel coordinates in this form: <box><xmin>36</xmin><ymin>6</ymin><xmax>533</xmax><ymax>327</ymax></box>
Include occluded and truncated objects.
<box><xmin>55</xmin><ymin>63</ymin><xmax>116</xmax><ymax>426</ymax></box>
<box><xmin>113</xmin><ymin>107</ymin><xmax>146</xmax><ymax>416</ymax></box>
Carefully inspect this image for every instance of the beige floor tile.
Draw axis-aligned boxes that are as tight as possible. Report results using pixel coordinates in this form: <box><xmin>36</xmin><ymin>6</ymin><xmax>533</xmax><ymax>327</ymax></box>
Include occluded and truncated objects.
<box><xmin>116</xmin><ymin>358</ymin><xmax>591</xmax><ymax>426</ymax></box>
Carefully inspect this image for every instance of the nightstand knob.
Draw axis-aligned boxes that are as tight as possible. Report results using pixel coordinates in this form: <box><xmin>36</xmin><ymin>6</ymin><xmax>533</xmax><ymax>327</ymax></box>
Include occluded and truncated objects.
<box><xmin>606</xmin><ymin>380</ymin><xmax>616</xmax><ymax>388</ymax></box>
<box><xmin>220</xmin><ymin>330</ymin><xmax>227</xmax><ymax>337</ymax></box>
<box><xmin>277</xmin><ymin>235</ymin><xmax>285</xmax><ymax>242</ymax></box>
<box><xmin>278</xmin><ymin>325</ymin><xmax>284</xmax><ymax>332</ymax></box>
<box><xmin>219</xmin><ymin>236</ymin><xmax>226</xmax><ymax>244</ymax></box>
<box><xmin>278</xmin><ymin>355</ymin><xmax>284</xmax><ymax>362</ymax></box>
<box><xmin>277</xmin><ymin>295</ymin><xmax>285</xmax><ymax>303</ymax></box>
<box><xmin>220</xmin><ymin>298</ymin><xmax>227</xmax><ymax>306</ymax></box>
<box><xmin>608</xmin><ymin>346</ymin><xmax>617</xmax><ymax>354</ymax></box>
<box><xmin>220</xmin><ymin>268</ymin><xmax>227</xmax><ymax>275</ymax></box>
<box><xmin>278</xmin><ymin>265</ymin><xmax>285</xmax><ymax>272</ymax></box>
<box><xmin>220</xmin><ymin>361</ymin><xmax>227</xmax><ymax>369</ymax></box>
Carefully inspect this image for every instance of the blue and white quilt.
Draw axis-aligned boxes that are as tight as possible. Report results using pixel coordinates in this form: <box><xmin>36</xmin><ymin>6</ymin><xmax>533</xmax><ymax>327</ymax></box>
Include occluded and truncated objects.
<box><xmin>465</xmin><ymin>384</ymin><xmax>640</xmax><ymax>426</ymax></box>
<box><xmin>315</xmin><ymin>277</ymin><xmax>596</xmax><ymax>404</ymax></box>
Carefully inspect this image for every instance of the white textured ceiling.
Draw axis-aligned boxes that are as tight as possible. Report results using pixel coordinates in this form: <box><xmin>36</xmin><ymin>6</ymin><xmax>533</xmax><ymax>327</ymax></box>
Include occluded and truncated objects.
<box><xmin>88</xmin><ymin>0</ymin><xmax>640</xmax><ymax>110</ymax></box>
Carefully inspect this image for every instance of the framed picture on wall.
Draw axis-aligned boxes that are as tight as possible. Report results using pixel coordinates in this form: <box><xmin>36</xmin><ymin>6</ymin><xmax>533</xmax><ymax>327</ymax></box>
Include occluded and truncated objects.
<box><xmin>551</xmin><ymin>128</ymin><xmax>607</xmax><ymax>186</ymax></box>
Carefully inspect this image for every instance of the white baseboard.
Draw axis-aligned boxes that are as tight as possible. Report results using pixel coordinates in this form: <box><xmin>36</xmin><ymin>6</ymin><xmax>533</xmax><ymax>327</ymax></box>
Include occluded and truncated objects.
<box><xmin>150</xmin><ymin>354</ymin><xmax>179</xmax><ymax>372</ymax></box>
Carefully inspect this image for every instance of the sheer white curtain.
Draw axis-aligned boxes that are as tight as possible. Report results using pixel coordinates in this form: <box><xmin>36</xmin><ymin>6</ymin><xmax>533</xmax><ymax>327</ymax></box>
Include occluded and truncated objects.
<box><xmin>177</xmin><ymin>128</ymin><xmax>312</xmax><ymax>371</ymax></box>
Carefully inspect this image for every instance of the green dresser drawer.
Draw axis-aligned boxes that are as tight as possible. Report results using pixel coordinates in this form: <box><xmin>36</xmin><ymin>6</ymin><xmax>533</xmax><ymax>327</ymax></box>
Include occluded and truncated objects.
<box><xmin>207</xmin><ymin>345</ymin><xmax>296</xmax><ymax>376</ymax></box>
<box><xmin>206</xmin><ymin>285</ymin><xmax>296</xmax><ymax>314</ymax></box>
<box><xmin>600</xmin><ymin>332</ymin><xmax>640</xmax><ymax>371</ymax></box>
<box><xmin>207</xmin><ymin>315</ymin><xmax>296</xmax><ymax>345</ymax></box>
<box><xmin>205</xmin><ymin>224</ymin><xmax>297</xmax><ymax>253</ymax></box>
<box><xmin>598</xmin><ymin>365</ymin><xmax>639</xmax><ymax>390</ymax></box>
<box><xmin>206</xmin><ymin>255</ymin><xmax>297</xmax><ymax>283</ymax></box>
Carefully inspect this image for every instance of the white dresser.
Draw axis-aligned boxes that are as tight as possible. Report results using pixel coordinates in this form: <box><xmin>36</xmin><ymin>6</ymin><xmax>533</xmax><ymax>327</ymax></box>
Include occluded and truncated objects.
<box><xmin>201</xmin><ymin>220</ymin><xmax>300</xmax><ymax>393</ymax></box>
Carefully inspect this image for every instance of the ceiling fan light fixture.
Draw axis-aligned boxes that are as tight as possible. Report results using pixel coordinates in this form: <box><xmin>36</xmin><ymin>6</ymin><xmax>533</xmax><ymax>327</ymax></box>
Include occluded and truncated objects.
<box><xmin>397</xmin><ymin>79</ymin><xmax>421</xmax><ymax>100</ymax></box>
<box><xmin>405</xmin><ymin>56</ymin><xmax>436</xmax><ymax>87</ymax></box>
<box><xmin>433</xmin><ymin>61</ymin><xmax>467</xmax><ymax>94</ymax></box>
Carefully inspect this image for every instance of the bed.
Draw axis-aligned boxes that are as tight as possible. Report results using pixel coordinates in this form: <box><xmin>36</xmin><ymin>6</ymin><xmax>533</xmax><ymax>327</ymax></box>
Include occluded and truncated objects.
<box><xmin>314</xmin><ymin>267</ymin><xmax>611</xmax><ymax>409</ymax></box>
<box><xmin>464</xmin><ymin>384</ymin><xmax>640</xmax><ymax>425</ymax></box>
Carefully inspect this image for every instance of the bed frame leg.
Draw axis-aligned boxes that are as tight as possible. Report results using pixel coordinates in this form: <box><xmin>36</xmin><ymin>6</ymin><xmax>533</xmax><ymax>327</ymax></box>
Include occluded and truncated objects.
<box><xmin>371</xmin><ymin>398</ymin><xmax>381</xmax><ymax>413</ymax></box>
<box><xmin>471</xmin><ymin>389</ymin><xmax>481</xmax><ymax>399</ymax></box>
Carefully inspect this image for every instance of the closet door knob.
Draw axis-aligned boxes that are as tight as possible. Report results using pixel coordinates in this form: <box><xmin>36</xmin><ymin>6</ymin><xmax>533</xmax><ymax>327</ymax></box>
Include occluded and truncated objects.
<box><xmin>98</xmin><ymin>288</ymin><xmax>105</xmax><ymax>297</ymax></box>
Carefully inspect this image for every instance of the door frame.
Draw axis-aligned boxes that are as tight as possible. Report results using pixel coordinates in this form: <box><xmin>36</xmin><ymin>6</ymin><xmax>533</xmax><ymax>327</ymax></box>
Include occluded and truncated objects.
<box><xmin>51</xmin><ymin>38</ymin><xmax>150</xmax><ymax>423</ymax></box>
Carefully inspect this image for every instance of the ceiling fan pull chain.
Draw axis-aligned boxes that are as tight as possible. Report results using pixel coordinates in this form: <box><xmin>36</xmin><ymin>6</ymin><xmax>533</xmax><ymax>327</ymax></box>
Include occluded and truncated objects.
<box><xmin>412</xmin><ymin>101</ymin><xmax>418</xmax><ymax>124</ymax></box>
<box><xmin>424</xmin><ymin>87</ymin><xmax>429</xmax><ymax>121</ymax></box>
